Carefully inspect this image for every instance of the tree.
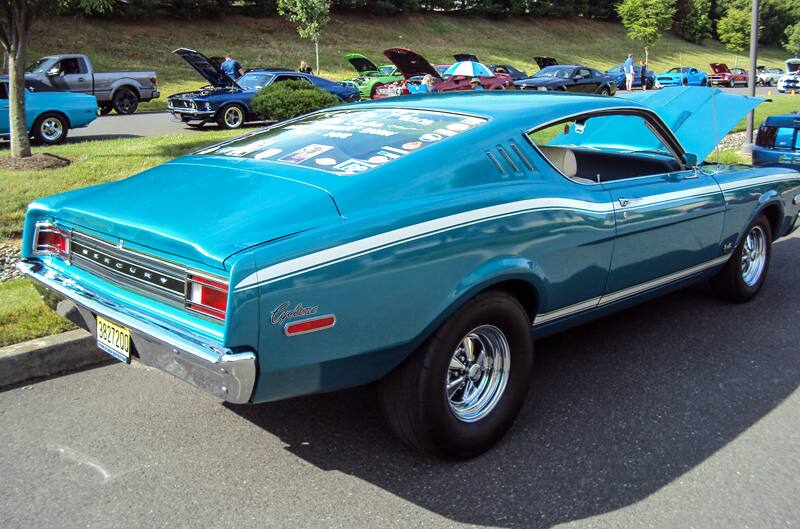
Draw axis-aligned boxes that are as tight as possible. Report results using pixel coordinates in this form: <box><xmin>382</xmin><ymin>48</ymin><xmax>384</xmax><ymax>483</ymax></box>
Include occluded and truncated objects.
<box><xmin>278</xmin><ymin>0</ymin><xmax>330</xmax><ymax>74</ymax></box>
<box><xmin>675</xmin><ymin>0</ymin><xmax>712</xmax><ymax>43</ymax></box>
<box><xmin>717</xmin><ymin>7</ymin><xmax>751</xmax><ymax>65</ymax></box>
<box><xmin>0</xmin><ymin>0</ymin><xmax>111</xmax><ymax>159</ymax></box>
<box><xmin>786</xmin><ymin>21</ymin><xmax>800</xmax><ymax>56</ymax></box>
<box><xmin>617</xmin><ymin>0</ymin><xmax>677</xmax><ymax>64</ymax></box>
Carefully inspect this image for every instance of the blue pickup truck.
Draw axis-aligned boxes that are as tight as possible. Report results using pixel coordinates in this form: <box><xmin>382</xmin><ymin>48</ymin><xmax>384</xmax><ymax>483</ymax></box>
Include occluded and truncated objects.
<box><xmin>753</xmin><ymin>114</ymin><xmax>800</xmax><ymax>171</ymax></box>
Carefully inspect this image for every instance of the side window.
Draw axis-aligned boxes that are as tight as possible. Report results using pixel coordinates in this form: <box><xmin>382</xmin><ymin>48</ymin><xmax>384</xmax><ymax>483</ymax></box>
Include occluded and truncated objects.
<box><xmin>273</xmin><ymin>75</ymin><xmax>312</xmax><ymax>85</ymax></box>
<box><xmin>775</xmin><ymin>127</ymin><xmax>795</xmax><ymax>149</ymax></box>
<box><xmin>576</xmin><ymin>68</ymin><xmax>591</xmax><ymax>79</ymax></box>
<box><xmin>0</xmin><ymin>83</ymin><xmax>8</xmax><ymax>99</ymax></box>
<box><xmin>526</xmin><ymin>112</ymin><xmax>681</xmax><ymax>184</ymax></box>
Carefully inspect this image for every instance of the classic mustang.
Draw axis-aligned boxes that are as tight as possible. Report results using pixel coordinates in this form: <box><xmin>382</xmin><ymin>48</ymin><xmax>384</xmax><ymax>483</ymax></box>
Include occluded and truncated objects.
<box><xmin>18</xmin><ymin>88</ymin><xmax>800</xmax><ymax>458</ymax></box>
<box><xmin>654</xmin><ymin>66</ymin><xmax>708</xmax><ymax>87</ymax></box>
<box><xmin>0</xmin><ymin>78</ymin><xmax>98</xmax><ymax>144</ymax></box>
<box><xmin>168</xmin><ymin>48</ymin><xmax>360</xmax><ymax>129</ymax></box>
<box><xmin>342</xmin><ymin>53</ymin><xmax>403</xmax><ymax>99</ymax></box>
<box><xmin>515</xmin><ymin>65</ymin><xmax>617</xmax><ymax>95</ymax></box>
<box><xmin>709</xmin><ymin>63</ymin><xmax>748</xmax><ymax>87</ymax></box>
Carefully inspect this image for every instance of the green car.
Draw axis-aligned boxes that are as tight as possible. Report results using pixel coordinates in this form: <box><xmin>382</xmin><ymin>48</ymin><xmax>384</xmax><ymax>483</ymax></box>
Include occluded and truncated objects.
<box><xmin>344</xmin><ymin>53</ymin><xmax>403</xmax><ymax>99</ymax></box>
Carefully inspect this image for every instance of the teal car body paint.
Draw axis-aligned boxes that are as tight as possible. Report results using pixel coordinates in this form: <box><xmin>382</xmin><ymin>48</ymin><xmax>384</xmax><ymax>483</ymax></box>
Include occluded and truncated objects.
<box><xmin>17</xmin><ymin>87</ymin><xmax>800</xmax><ymax>456</ymax></box>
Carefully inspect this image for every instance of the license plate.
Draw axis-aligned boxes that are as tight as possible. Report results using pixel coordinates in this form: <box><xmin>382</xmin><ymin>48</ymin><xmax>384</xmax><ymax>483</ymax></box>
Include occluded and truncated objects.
<box><xmin>96</xmin><ymin>315</ymin><xmax>131</xmax><ymax>363</ymax></box>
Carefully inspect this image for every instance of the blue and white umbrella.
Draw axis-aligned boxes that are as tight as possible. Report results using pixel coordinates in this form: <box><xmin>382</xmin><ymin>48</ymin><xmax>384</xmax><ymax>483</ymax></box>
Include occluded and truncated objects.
<box><xmin>444</xmin><ymin>61</ymin><xmax>495</xmax><ymax>78</ymax></box>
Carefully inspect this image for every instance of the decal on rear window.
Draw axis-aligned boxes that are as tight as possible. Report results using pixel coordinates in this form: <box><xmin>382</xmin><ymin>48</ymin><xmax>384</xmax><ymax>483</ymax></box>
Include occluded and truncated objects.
<box><xmin>197</xmin><ymin>108</ymin><xmax>488</xmax><ymax>175</ymax></box>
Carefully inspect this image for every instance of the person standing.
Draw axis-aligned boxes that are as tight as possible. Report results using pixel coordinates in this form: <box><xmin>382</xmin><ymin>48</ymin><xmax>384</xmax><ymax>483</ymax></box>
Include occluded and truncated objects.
<box><xmin>623</xmin><ymin>54</ymin><xmax>634</xmax><ymax>92</ymax></box>
<box><xmin>639</xmin><ymin>60</ymin><xmax>648</xmax><ymax>91</ymax></box>
<box><xmin>221</xmin><ymin>54</ymin><xmax>244</xmax><ymax>80</ymax></box>
<box><xmin>299</xmin><ymin>61</ymin><xmax>313</xmax><ymax>74</ymax></box>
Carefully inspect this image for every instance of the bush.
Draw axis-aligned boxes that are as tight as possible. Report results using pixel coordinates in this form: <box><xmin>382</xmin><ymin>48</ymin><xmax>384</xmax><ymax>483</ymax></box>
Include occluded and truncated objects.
<box><xmin>251</xmin><ymin>80</ymin><xmax>340</xmax><ymax>122</ymax></box>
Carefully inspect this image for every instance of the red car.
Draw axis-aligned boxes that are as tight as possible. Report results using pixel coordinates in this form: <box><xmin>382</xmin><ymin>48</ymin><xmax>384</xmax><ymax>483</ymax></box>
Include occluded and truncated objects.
<box><xmin>709</xmin><ymin>63</ymin><xmax>748</xmax><ymax>87</ymax></box>
<box><xmin>373</xmin><ymin>48</ymin><xmax>512</xmax><ymax>98</ymax></box>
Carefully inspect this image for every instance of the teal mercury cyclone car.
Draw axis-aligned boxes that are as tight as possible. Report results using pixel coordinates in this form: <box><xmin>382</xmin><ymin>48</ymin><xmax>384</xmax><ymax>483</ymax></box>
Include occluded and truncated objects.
<box><xmin>17</xmin><ymin>87</ymin><xmax>800</xmax><ymax>458</ymax></box>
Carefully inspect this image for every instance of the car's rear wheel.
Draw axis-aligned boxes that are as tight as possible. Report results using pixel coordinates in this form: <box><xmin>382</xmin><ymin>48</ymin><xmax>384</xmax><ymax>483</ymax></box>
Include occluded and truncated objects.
<box><xmin>217</xmin><ymin>104</ymin><xmax>246</xmax><ymax>129</ymax></box>
<box><xmin>32</xmin><ymin>112</ymin><xmax>68</xmax><ymax>145</ymax></box>
<box><xmin>112</xmin><ymin>87</ymin><xmax>139</xmax><ymax>114</ymax></box>
<box><xmin>378</xmin><ymin>290</ymin><xmax>534</xmax><ymax>459</ymax></box>
<box><xmin>711</xmin><ymin>213</ymin><xmax>772</xmax><ymax>303</ymax></box>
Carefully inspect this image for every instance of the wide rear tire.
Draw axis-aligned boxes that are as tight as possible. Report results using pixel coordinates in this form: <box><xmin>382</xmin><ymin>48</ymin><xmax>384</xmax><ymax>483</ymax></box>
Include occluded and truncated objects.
<box><xmin>378</xmin><ymin>290</ymin><xmax>534</xmax><ymax>459</ymax></box>
<box><xmin>32</xmin><ymin>112</ymin><xmax>68</xmax><ymax>145</ymax></box>
<box><xmin>711</xmin><ymin>213</ymin><xmax>772</xmax><ymax>303</ymax></box>
<box><xmin>112</xmin><ymin>87</ymin><xmax>139</xmax><ymax>114</ymax></box>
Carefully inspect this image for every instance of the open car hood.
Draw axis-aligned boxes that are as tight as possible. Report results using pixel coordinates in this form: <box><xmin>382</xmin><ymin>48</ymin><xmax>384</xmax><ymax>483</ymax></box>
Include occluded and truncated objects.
<box><xmin>627</xmin><ymin>87</ymin><xmax>762</xmax><ymax>162</ymax></box>
<box><xmin>786</xmin><ymin>58</ymin><xmax>800</xmax><ymax>73</ymax></box>
<box><xmin>345</xmin><ymin>53</ymin><xmax>379</xmax><ymax>74</ymax></box>
<box><xmin>383</xmin><ymin>48</ymin><xmax>440</xmax><ymax>79</ymax></box>
<box><xmin>454</xmin><ymin>53</ymin><xmax>479</xmax><ymax>62</ymax></box>
<box><xmin>173</xmin><ymin>48</ymin><xmax>239</xmax><ymax>89</ymax></box>
<box><xmin>709</xmin><ymin>63</ymin><xmax>730</xmax><ymax>74</ymax></box>
<box><xmin>534</xmin><ymin>56</ymin><xmax>558</xmax><ymax>70</ymax></box>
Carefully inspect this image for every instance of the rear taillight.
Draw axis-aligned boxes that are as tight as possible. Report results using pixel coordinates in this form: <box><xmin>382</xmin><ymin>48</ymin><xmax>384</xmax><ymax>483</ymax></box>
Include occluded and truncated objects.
<box><xmin>186</xmin><ymin>274</ymin><xmax>229</xmax><ymax>321</ymax></box>
<box><xmin>32</xmin><ymin>222</ymin><xmax>70</xmax><ymax>258</ymax></box>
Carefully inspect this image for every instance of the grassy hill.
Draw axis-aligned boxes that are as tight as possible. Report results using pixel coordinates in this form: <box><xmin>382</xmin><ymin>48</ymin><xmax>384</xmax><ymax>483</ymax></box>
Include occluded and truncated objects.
<box><xmin>28</xmin><ymin>14</ymin><xmax>794</xmax><ymax>110</ymax></box>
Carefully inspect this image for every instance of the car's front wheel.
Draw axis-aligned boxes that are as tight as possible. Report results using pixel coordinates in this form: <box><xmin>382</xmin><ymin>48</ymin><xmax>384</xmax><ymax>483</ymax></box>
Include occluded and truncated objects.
<box><xmin>32</xmin><ymin>112</ymin><xmax>68</xmax><ymax>145</ymax></box>
<box><xmin>598</xmin><ymin>86</ymin><xmax>611</xmax><ymax>96</ymax></box>
<box><xmin>711</xmin><ymin>213</ymin><xmax>772</xmax><ymax>302</ymax></box>
<box><xmin>217</xmin><ymin>104</ymin><xmax>246</xmax><ymax>129</ymax></box>
<box><xmin>379</xmin><ymin>290</ymin><xmax>534</xmax><ymax>459</ymax></box>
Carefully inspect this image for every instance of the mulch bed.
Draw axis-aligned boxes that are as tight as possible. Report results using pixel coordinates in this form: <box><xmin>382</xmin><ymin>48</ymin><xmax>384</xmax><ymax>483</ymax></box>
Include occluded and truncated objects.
<box><xmin>0</xmin><ymin>153</ymin><xmax>71</xmax><ymax>171</ymax></box>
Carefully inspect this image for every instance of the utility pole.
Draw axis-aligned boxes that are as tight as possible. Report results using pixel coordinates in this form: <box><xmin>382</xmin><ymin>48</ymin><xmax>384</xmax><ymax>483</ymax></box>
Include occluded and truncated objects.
<box><xmin>746</xmin><ymin>0</ymin><xmax>760</xmax><ymax>146</ymax></box>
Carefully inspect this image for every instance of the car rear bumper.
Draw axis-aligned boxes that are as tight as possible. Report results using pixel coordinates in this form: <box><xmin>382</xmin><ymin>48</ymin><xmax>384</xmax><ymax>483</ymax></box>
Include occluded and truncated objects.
<box><xmin>16</xmin><ymin>260</ymin><xmax>256</xmax><ymax>404</ymax></box>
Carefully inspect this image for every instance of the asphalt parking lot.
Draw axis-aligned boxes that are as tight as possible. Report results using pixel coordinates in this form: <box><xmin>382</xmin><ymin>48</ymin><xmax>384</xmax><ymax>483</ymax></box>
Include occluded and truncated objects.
<box><xmin>2</xmin><ymin>232</ymin><xmax>799</xmax><ymax>529</ymax></box>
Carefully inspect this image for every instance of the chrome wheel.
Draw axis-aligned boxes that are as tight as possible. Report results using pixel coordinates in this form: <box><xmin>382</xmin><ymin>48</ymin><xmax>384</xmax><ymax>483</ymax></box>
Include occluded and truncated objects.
<box><xmin>40</xmin><ymin>117</ymin><xmax>63</xmax><ymax>142</ymax></box>
<box><xmin>223</xmin><ymin>106</ymin><xmax>244</xmax><ymax>128</ymax></box>
<box><xmin>446</xmin><ymin>325</ymin><xmax>511</xmax><ymax>423</ymax></box>
<box><xmin>740</xmin><ymin>225</ymin><xmax>767</xmax><ymax>287</ymax></box>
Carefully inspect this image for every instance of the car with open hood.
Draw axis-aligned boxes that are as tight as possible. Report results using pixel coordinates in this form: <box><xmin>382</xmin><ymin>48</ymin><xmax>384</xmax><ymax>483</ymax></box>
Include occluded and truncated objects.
<box><xmin>167</xmin><ymin>48</ymin><xmax>360</xmax><ymax>129</ymax></box>
<box><xmin>514</xmin><ymin>64</ymin><xmax>616</xmax><ymax>95</ymax></box>
<box><xmin>709</xmin><ymin>63</ymin><xmax>748</xmax><ymax>87</ymax></box>
<box><xmin>18</xmin><ymin>87</ymin><xmax>800</xmax><ymax>459</ymax></box>
<box><xmin>777</xmin><ymin>58</ymin><xmax>800</xmax><ymax>93</ymax></box>
<box><xmin>373</xmin><ymin>48</ymin><xmax>512</xmax><ymax>98</ymax></box>
<box><xmin>0</xmin><ymin>77</ymin><xmax>97</xmax><ymax>144</ymax></box>
<box><xmin>342</xmin><ymin>53</ymin><xmax>403</xmax><ymax>99</ymax></box>
<box><xmin>654</xmin><ymin>66</ymin><xmax>708</xmax><ymax>87</ymax></box>
<box><xmin>607</xmin><ymin>64</ymin><xmax>656</xmax><ymax>89</ymax></box>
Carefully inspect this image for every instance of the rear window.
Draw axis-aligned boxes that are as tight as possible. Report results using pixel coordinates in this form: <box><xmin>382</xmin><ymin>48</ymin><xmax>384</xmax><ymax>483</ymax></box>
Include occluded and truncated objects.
<box><xmin>197</xmin><ymin>108</ymin><xmax>487</xmax><ymax>175</ymax></box>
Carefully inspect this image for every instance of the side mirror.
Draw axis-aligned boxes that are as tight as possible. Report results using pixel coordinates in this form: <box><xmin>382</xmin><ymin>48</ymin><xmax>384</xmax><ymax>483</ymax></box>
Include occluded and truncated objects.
<box><xmin>46</xmin><ymin>67</ymin><xmax>60</xmax><ymax>77</ymax></box>
<box><xmin>683</xmin><ymin>152</ymin><xmax>699</xmax><ymax>167</ymax></box>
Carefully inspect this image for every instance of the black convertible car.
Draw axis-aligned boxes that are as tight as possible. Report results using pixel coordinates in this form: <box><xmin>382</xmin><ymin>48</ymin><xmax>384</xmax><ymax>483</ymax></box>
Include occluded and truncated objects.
<box><xmin>514</xmin><ymin>64</ymin><xmax>617</xmax><ymax>95</ymax></box>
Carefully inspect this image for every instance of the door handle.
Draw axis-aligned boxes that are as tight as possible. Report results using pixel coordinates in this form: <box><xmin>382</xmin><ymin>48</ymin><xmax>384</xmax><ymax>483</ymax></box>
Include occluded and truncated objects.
<box><xmin>78</xmin><ymin>77</ymin><xmax>85</xmax><ymax>82</ymax></box>
<box><xmin>618</xmin><ymin>197</ymin><xmax>643</xmax><ymax>207</ymax></box>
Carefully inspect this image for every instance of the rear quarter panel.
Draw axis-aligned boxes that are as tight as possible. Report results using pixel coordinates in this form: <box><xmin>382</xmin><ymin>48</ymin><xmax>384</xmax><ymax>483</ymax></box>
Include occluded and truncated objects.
<box><xmin>27</xmin><ymin>92</ymin><xmax>98</xmax><ymax>129</ymax></box>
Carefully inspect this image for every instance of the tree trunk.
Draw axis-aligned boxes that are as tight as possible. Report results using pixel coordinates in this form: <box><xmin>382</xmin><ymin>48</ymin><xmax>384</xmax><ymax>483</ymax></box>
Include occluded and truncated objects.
<box><xmin>314</xmin><ymin>37</ymin><xmax>319</xmax><ymax>74</ymax></box>
<box><xmin>644</xmin><ymin>46</ymin><xmax>649</xmax><ymax>66</ymax></box>
<box><xmin>8</xmin><ymin>27</ymin><xmax>31</xmax><ymax>158</ymax></box>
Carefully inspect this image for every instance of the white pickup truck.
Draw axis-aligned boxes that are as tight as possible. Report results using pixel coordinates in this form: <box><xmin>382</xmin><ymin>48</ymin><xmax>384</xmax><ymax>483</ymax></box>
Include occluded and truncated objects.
<box><xmin>26</xmin><ymin>53</ymin><xmax>159</xmax><ymax>114</ymax></box>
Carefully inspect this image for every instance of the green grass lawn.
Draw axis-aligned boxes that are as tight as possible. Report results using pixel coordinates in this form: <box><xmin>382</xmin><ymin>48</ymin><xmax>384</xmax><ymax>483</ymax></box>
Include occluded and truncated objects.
<box><xmin>733</xmin><ymin>94</ymin><xmax>800</xmax><ymax>132</ymax></box>
<box><xmin>25</xmin><ymin>14</ymin><xmax>794</xmax><ymax>111</ymax></box>
<box><xmin>0</xmin><ymin>278</ymin><xmax>76</xmax><ymax>346</ymax></box>
<box><xmin>0</xmin><ymin>129</ymin><xmax>242</xmax><ymax>240</ymax></box>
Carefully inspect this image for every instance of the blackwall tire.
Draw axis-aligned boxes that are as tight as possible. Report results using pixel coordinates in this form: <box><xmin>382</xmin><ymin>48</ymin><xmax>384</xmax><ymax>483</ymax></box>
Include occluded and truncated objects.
<box><xmin>711</xmin><ymin>213</ymin><xmax>772</xmax><ymax>303</ymax></box>
<box><xmin>112</xmin><ymin>88</ymin><xmax>139</xmax><ymax>114</ymax></box>
<box><xmin>378</xmin><ymin>290</ymin><xmax>534</xmax><ymax>459</ymax></box>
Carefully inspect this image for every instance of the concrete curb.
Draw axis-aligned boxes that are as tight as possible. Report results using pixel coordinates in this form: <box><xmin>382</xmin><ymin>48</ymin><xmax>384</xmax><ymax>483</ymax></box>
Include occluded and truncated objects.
<box><xmin>0</xmin><ymin>330</ymin><xmax>112</xmax><ymax>390</ymax></box>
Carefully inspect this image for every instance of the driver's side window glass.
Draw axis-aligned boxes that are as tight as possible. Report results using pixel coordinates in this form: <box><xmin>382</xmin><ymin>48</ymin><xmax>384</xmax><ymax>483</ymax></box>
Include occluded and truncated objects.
<box><xmin>526</xmin><ymin>113</ymin><xmax>681</xmax><ymax>184</ymax></box>
<box><xmin>0</xmin><ymin>83</ymin><xmax>8</xmax><ymax>99</ymax></box>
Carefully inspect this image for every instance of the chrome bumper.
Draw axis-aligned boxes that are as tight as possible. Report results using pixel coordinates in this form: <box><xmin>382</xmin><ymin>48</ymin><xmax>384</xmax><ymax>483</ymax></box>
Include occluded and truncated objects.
<box><xmin>16</xmin><ymin>260</ymin><xmax>256</xmax><ymax>404</ymax></box>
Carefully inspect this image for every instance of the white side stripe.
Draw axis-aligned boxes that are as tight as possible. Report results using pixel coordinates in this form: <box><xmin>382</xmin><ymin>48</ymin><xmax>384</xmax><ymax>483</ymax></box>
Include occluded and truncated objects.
<box><xmin>719</xmin><ymin>173</ymin><xmax>799</xmax><ymax>192</ymax></box>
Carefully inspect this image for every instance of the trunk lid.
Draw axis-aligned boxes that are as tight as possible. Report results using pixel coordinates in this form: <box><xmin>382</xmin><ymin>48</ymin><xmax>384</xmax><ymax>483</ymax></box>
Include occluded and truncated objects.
<box><xmin>383</xmin><ymin>48</ymin><xmax>441</xmax><ymax>79</ymax></box>
<box><xmin>37</xmin><ymin>158</ymin><xmax>341</xmax><ymax>269</ymax></box>
<box><xmin>345</xmin><ymin>53</ymin><xmax>379</xmax><ymax>74</ymax></box>
<box><xmin>173</xmin><ymin>47</ymin><xmax>239</xmax><ymax>89</ymax></box>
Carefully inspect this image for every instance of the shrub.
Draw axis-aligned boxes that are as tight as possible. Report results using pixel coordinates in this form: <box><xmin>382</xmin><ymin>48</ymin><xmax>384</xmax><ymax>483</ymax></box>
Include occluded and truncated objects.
<box><xmin>251</xmin><ymin>80</ymin><xmax>340</xmax><ymax>122</ymax></box>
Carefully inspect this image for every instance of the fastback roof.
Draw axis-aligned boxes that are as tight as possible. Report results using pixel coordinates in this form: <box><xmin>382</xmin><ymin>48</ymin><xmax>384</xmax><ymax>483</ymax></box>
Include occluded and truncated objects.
<box><xmin>353</xmin><ymin>91</ymin><xmax>644</xmax><ymax>129</ymax></box>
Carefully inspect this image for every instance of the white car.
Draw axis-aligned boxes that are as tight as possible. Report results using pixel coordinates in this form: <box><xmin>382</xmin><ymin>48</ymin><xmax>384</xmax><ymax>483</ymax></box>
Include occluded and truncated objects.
<box><xmin>757</xmin><ymin>67</ymin><xmax>783</xmax><ymax>86</ymax></box>
<box><xmin>778</xmin><ymin>58</ymin><xmax>800</xmax><ymax>93</ymax></box>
